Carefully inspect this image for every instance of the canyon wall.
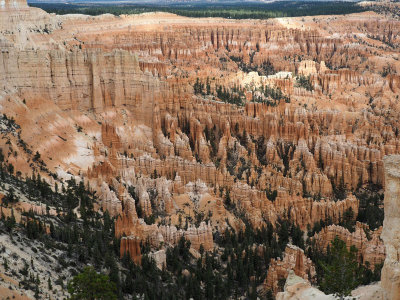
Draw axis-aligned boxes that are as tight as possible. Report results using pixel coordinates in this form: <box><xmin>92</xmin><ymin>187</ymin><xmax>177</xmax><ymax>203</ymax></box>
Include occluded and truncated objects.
<box><xmin>0</xmin><ymin>49</ymin><xmax>166</xmax><ymax>117</ymax></box>
<box><xmin>2</xmin><ymin>1</ymin><xmax>399</xmax><ymax>247</ymax></box>
<box><xmin>1</xmin><ymin>3</ymin><xmax>400</xmax><ymax>297</ymax></box>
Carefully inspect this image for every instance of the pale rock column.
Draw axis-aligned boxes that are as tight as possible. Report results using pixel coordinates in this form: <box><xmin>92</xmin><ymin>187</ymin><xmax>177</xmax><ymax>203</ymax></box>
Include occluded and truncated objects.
<box><xmin>381</xmin><ymin>155</ymin><xmax>400</xmax><ymax>300</ymax></box>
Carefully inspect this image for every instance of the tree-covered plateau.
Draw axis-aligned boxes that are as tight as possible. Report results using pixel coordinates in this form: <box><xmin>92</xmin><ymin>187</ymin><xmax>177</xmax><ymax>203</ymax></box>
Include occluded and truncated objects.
<box><xmin>31</xmin><ymin>2</ymin><xmax>367</xmax><ymax>19</ymax></box>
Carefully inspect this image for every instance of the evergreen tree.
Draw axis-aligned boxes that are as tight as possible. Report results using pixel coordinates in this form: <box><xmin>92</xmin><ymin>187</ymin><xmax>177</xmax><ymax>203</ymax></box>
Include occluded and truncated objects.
<box><xmin>319</xmin><ymin>236</ymin><xmax>361</xmax><ymax>296</ymax></box>
<box><xmin>67</xmin><ymin>266</ymin><xmax>117</xmax><ymax>300</ymax></box>
<box><xmin>224</xmin><ymin>189</ymin><xmax>232</xmax><ymax>207</ymax></box>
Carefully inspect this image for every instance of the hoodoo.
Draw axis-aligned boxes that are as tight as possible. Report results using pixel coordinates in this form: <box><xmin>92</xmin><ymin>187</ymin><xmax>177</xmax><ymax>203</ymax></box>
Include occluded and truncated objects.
<box><xmin>0</xmin><ymin>0</ymin><xmax>399</xmax><ymax>298</ymax></box>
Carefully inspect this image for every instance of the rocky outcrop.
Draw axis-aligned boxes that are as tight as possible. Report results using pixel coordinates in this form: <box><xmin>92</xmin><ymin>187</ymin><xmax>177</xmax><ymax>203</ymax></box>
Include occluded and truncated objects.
<box><xmin>149</xmin><ymin>250</ymin><xmax>167</xmax><ymax>270</ymax></box>
<box><xmin>184</xmin><ymin>222</ymin><xmax>214</xmax><ymax>251</ymax></box>
<box><xmin>276</xmin><ymin>155</ymin><xmax>400</xmax><ymax>300</ymax></box>
<box><xmin>264</xmin><ymin>245</ymin><xmax>316</xmax><ymax>295</ymax></box>
<box><xmin>381</xmin><ymin>155</ymin><xmax>400</xmax><ymax>300</ymax></box>
<box><xmin>276</xmin><ymin>271</ymin><xmax>388</xmax><ymax>300</ymax></box>
<box><xmin>312</xmin><ymin>223</ymin><xmax>385</xmax><ymax>268</ymax></box>
<box><xmin>1</xmin><ymin>0</ymin><xmax>27</xmax><ymax>10</ymax></box>
<box><xmin>116</xmin><ymin>213</ymin><xmax>214</xmax><ymax>252</ymax></box>
<box><xmin>120</xmin><ymin>236</ymin><xmax>142</xmax><ymax>264</ymax></box>
<box><xmin>0</xmin><ymin>49</ymin><xmax>166</xmax><ymax>114</ymax></box>
<box><xmin>276</xmin><ymin>270</ymin><xmax>336</xmax><ymax>300</ymax></box>
<box><xmin>0</xmin><ymin>0</ymin><xmax>60</xmax><ymax>49</ymax></box>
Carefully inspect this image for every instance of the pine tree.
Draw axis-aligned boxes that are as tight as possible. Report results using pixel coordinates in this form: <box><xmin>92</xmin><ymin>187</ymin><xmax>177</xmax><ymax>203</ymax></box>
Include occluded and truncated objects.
<box><xmin>67</xmin><ymin>266</ymin><xmax>117</xmax><ymax>300</ymax></box>
<box><xmin>319</xmin><ymin>236</ymin><xmax>361</xmax><ymax>296</ymax></box>
<box><xmin>48</xmin><ymin>277</ymin><xmax>52</xmax><ymax>290</ymax></box>
<box><xmin>206</xmin><ymin>77</ymin><xmax>211</xmax><ymax>95</ymax></box>
<box><xmin>224</xmin><ymin>189</ymin><xmax>232</xmax><ymax>207</ymax></box>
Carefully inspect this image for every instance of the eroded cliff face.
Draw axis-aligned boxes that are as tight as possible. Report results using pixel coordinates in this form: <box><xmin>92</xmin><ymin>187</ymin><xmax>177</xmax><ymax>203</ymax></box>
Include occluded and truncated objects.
<box><xmin>275</xmin><ymin>155</ymin><xmax>400</xmax><ymax>300</ymax></box>
<box><xmin>120</xmin><ymin>236</ymin><xmax>142</xmax><ymax>264</ymax></box>
<box><xmin>312</xmin><ymin>223</ymin><xmax>385</xmax><ymax>268</ymax></box>
<box><xmin>381</xmin><ymin>155</ymin><xmax>400</xmax><ymax>300</ymax></box>
<box><xmin>1</xmin><ymin>0</ymin><xmax>399</xmax><ymax>295</ymax></box>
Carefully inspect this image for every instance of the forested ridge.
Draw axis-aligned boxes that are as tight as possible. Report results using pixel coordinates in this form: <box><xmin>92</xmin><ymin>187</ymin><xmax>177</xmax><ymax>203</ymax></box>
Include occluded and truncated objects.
<box><xmin>30</xmin><ymin>2</ymin><xmax>367</xmax><ymax>19</ymax></box>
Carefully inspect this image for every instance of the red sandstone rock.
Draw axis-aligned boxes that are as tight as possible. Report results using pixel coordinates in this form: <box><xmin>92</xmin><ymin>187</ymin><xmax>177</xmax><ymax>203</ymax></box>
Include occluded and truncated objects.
<box><xmin>2</xmin><ymin>3</ymin><xmax>400</xmax><ymax>295</ymax></box>
<box><xmin>120</xmin><ymin>236</ymin><xmax>142</xmax><ymax>264</ymax></box>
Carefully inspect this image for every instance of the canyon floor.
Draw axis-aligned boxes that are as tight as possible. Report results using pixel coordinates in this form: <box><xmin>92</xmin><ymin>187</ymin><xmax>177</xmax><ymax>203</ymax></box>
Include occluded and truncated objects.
<box><xmin>0</xmin><ymin>0</ymin><xmax>400</xmax><ymax>299</ymax></box>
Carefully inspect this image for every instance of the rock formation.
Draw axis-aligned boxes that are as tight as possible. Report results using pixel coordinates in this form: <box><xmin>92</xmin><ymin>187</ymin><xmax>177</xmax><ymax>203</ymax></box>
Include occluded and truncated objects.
<box><xmin>276</xmin><ymin>268</ymin><xmax>388</xmax><ymax>300</ymax></box>
<box><xmin>116</xmin><ymin>212</ymin><xmax>214</xmax><ymax>252</ymax></box>
<box><xmin>149</xmin><ymin>250</ymin><xmax>167</xmax><ymax>270</ymax></box>
<box><xmin>276</xmin><ymin>270</ymin><xmax>336</xmax><ymax>300</ymax></box>
<box><xmin>381</xmin><ymin>155</ymin><xmax>400</xmax><ymax>300</ymax></box>
<box><xmin>274</xmin><ymin>155</ymin><xmax>400</xmax><ymax>300</ymax></box>
<box><xmin>312</xmin><ymin>223</ymin><xmax>385</xmax><ymax>268</ymax></box>
<box><xmin>120</xmin><ymin>236</ymin><xmax>142</xmax><ymax>264</ymax></box>
<box><xmin>264</xmin><ymin>245</ymin><xmax>316</xmax><ymax>295</ymax></box>
<box><xmin>2</xmin><ymin>0</ymin><xmax>399</xmax><ymax>238</ymax></box>
<box><xmin>1</xmin><ymin>0</ymin><xmax>400</xmax><ymax>297</ymax></box>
